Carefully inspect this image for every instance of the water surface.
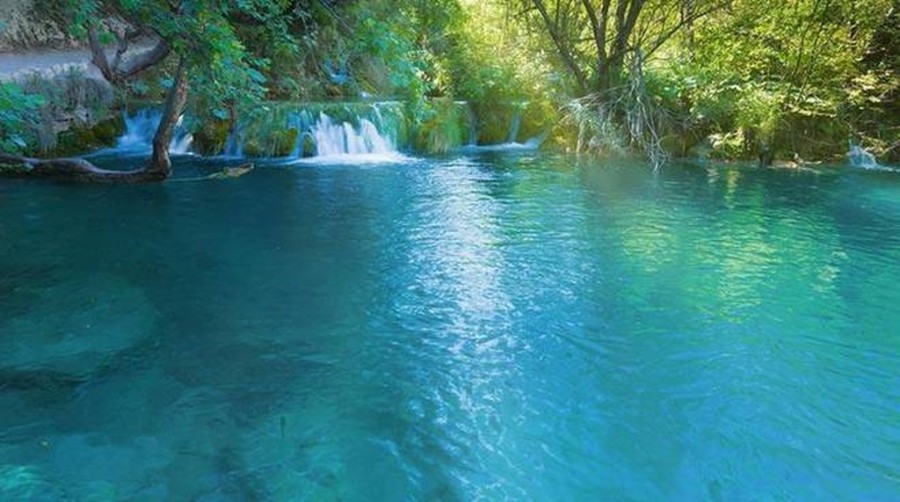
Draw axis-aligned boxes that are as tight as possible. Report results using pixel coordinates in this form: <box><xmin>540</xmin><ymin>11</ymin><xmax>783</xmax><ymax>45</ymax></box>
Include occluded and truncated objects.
<box><xmin>1</xmin><ymin>154</ymin><xmax>898</xmax><ymax>500</ymax></box>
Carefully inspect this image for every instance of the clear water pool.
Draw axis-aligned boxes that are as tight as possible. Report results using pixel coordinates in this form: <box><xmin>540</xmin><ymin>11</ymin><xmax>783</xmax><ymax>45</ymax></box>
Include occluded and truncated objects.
<box><xmin>1</xmin><ymin>153</ymin><xmax>898</xmax><ymax>499</ymax></box>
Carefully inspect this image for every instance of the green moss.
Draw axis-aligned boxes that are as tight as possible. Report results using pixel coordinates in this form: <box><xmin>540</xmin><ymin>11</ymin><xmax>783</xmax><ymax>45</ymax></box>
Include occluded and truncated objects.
<box><xmin>707</xmin><ymin>131</ymin><xmax>747</xmax><ymax>160</ymax></box>
<box><xmin>301</xmin><ymin>133</ymin><xmax>316</xmax><ymax>157</ymax></box>
<box><xmin>240</xmin><ymin>128</ymin><xmax>299</xmax><ymax>157</ymax></box>
<box><xmin>50</xmin><ymin>116</ymin><xmax>125</xmax><ymax>156</ymax></box>
<box><xmin>243</xmin><ymin>138</ymin><xmax>265</xmax><ymax>157</ymax></box>
<box><xmin>773</xmin><ymin>114</ymin><xmax>849</xmax><ymax>161</ymax></box>
<box><xmin>472</xmin><ymin>102</ymin><xmax>513</xmax><ymax>145</ymax></box>
<box><xmin>192</xmin><ymin>121</ymin><xmax>231</xmax><ymax>155</ymax></box>
<box><xmin>519</xmin><ymin>101</ymin><xmax>557</xmax><ymax>141</ymax></box>
<box><xmin>91</xmin><ymin>116</ymin><xmax>125</xmax><ymax>145</ymax></box>
<box><xmin>661</xmin><ymin>128</ymin><xmax>707</xmax><ymax>158</ymax></box>
<box><xmin>415</xmin><ymin>98</ymin><xmax>466</xmax><ymax>153</ymax></box>
<box><xmin>272</xmin><ymin>128</ymin><xmax>299</xmax><ymax>157</ymax></box>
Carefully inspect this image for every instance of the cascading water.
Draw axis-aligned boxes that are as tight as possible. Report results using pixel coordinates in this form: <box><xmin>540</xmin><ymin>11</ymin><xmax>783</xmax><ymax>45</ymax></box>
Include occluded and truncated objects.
<box><xmin>223</xmin><ymin>126</ymin><xmax>244</xmax><ymax>157</ymax></box>
<box><xmin>108</xmin><ymin>101</ymin><xmax>546</xmax><ymax>160</ymax></box>
<box><xmin>257</xmin><ymin>104</ymin><xmax>407</xmax><ymax>161</ymax></box>
<box><xmin>115</xmin><ymin>109</ymin><xmax>193</xmax><ymax>154</ymax></box>
<box><xmin>849</xmin><ymin>143</ymin><xmax>879</xmax><ymax>169</ymax></box>
<box><xmin>309</xmin><ymin>113</ymin><xmax>396</xmax><ymax>157</ymax></box>
<box><xmin>507</xmin><ymin>108</ymin><xmax>521</xmax><ymax>144</ymax></box>
<box><xmin>462</xmin><ymin>103</ymin><xmax>543</xmax><ymax>153</ymax></box>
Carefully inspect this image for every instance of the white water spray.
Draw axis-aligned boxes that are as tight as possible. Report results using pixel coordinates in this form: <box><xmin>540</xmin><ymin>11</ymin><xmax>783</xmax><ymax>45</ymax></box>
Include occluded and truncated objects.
<box><xmin>116</xmin><ymin>110</ymin><xmax>193</xmax><ymax>154</ymax></box>
<box><xmin>848</xmin><ymin>143</ymin><xmax>879</xmax><ymax>169</ymax></box>
<box><xmin>308</xmin><ymin>113</ymin><xmax>399</xmax><ymax>159</ymax></box>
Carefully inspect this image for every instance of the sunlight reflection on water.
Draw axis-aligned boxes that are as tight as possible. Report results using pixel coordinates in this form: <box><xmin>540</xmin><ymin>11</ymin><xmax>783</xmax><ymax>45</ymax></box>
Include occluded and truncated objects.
<box><xmin>0</xmin><ymin>155</ymin><xmax>898</xmax><ymax>499</ymax></box>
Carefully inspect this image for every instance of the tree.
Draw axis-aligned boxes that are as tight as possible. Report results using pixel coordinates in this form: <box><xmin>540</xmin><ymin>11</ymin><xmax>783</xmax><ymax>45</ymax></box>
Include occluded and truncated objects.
<box><xmin>671</xmin><ymin>0</ymin><xmax>896</xmax><ymax>163</ymax></box>
<box><xmin>0</xmin><ymin>0</ymin><xmax>298</xmax><ymax>182</ymax></box>
<box><xmin>513</xmin><ymin>0</ymin><xmax>724</xmax><ymax>95</ymax></box>
<box><xmin>502</xmin><ymin>0</ymin><xmax>724</xmax><ymax>166</ymax></box>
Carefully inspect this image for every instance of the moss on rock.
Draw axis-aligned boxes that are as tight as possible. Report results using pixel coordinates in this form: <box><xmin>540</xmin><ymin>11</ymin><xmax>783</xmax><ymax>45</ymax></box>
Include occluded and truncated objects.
<box><xmin>416</xmin><ymin>98</ymin><xmax>466</xmax><ymax>153</ymax></box>
<box><xmin>192</xmin><ymin>121</ymin><xmax>231</xmax><ymax>156</ymax></box>
<box><xmin>272</xmin><ymin>128</ymin><xmax>299</xmax><ymax>157</ymax></box>
<box><xmin>301</xmin><ymin>133</ymin><xmax>316</xmax><ymax>157</ymax></box>
<box><xmin>50</xmin><ymin>115</ymin><xmax>126</xmax><ymax>156</ymax></box>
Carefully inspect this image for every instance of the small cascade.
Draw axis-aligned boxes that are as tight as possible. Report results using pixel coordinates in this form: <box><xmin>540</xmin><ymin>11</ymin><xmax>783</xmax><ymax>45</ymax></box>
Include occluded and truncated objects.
<box><xmin>849</xmin><ymin>143</ymin><xmax>879</xmax><ymax>169</ymax></box>
<box><xmin>115</xmin><ymin>109</ymin><xmax>158</xmax><ymax>151</ymax></box>
<box><xmin>228</xmin><ymin>102</ymin><xmax>407</xmax><ymax>161</ymax></box>
<box><xmin>507</xmin><ymin>108</ymin><xmax>521</xmax><ymax>144</ymax></box>
<box><xmin>460</xmin><ymin>102</ymin><xmax>543</xmax><ymax>153</ymax></box>
<box><xmin>170</xmin><ymin>126</ymin><xmax>194</xmax><ymax>155</ymax></box>
<box><xmin>306</xmin><ymin>112</ymin><xmax>398</xmax><ymax>158</ymax></box>
<box><xmin>107</xmin><ymin>101</ymin><xmax>547</xmax><ymax>159</ymax></box>
<box><xmin>116</xmin><ymin>109</ymin><xmax>193</xmax><ymax>154</ymax></box>
<box><xmin>287</xmin><ymin>110</ymin><xmax>315</xmax><ymax>157</ymax></box>
<box><xmin>460</xmin><ymin>102</ymin><xmax>477</xmax><ymax>146</ymax></box>
<box><xmin>223</xmin><ymin>126</ymin><xmax>244</xmax><ymax>157</ymax></box>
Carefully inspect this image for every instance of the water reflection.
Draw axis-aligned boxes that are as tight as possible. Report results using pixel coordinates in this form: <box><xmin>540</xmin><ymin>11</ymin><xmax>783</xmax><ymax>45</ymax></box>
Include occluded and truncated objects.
<box><xmin>0</xmin><ymin>157</ymin><xmax>898</xmax><ymax>499</ymax></box>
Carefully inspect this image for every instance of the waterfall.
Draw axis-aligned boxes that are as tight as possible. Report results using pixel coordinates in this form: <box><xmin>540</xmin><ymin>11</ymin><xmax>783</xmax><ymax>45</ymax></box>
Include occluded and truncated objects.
<box><xmin>223</xmin><ymin>126</ymin><xmax>244</xmax><ymax>157</ymax></box>
<box><xmin>108</xmin><ymin>101</ymin><xmax>546</xmax><ymax>159</ymax></box>
<box><xmin>849</xmin><ymin>143</ymin><xmax>879</xmax><ymax>169</ymax></box>
<box><xmin>170</xmin><ymin>129</ymin><xmax>194</xmax><ymax>155</ymax></box>
<box><xmin>460</xmin><ymin>101</ymin><xmax>477</xmax><ymax>146</ymax></box>
<box><xmin>461</xmin><ymin>103</ymin><xmax>543</xmax><ymax>153</ymax></box>
<box><xmin>304</xmin><ymin>112</ymin><xmax>399</xmax><ymax>159</ymax></box>
<box><xmin>507</xmin><ymin>108</ymin><xmax>521</xmax><ymax>144</ymax></box>
<box><xmin>115</xmin><ymin>109</ymin><xmax>193</xmax><ymax>154</ymax></box>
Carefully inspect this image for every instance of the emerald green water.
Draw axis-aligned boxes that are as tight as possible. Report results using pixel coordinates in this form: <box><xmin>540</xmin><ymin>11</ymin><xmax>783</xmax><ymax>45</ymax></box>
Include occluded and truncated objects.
<box><xmin>1</xmin><ymin>153</ymin><xmax>898</xmax><ymax>500</ymax></box>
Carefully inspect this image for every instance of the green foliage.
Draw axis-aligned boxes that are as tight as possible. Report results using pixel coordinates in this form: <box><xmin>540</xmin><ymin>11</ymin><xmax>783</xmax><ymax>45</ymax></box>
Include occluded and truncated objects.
<box><xmin>669</xmin><ymin>0</ymin><xmax>896</xmax><ymax>161</ymax></box>
<box><xmin>31</xmin><ymin>0</ymin><xmax>895</xmax><ymax>162</ymax></box>
<box><xmin>0</xmin><ymin>83</ymin><xmax>45</xmax><ymax>153</ymax></box>
<box><xmin>508</xmin><ymin>0</ymin><xmax>897</xmax><ymax>162</ymax></box>
<box><xmin>192</xmin><ymin>120</ymin><xmax>231</xmax><ymax>156</ymax></box>
<box><xmin>53</xmin><ymin>0</ymin><xmax>300</xmax><ymax>128</ymax></box>
<box><xmin>416</xmin><ymin>98</ymin><xmax>467</xmax><ymax>153</ymax></box>
<box><xmin>272</xmin><ymin>0</ymin><xmax>556</xmax><ymax>144</ymax></box>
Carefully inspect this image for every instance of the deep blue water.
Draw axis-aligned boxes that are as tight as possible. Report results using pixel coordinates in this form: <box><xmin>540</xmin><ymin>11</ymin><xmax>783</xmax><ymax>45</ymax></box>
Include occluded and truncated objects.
<box><xmin>1</xmin><ymin>153</ymin><xmax>899</xmax><ymax>500</ymax></box>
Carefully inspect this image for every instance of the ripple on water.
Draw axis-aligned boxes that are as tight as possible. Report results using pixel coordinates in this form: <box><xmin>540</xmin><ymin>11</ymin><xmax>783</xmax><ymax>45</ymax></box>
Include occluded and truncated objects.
<box><xmin>0</xmin><ymin>158</ymin><xmax>898</xmax><ymax>498</ymax></box>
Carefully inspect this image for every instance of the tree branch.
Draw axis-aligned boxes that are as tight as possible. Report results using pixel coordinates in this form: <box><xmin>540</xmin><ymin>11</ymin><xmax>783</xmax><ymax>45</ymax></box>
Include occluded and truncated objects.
<box><xmin>643</xmin><ymin>1</ymin><xmax>729</xmax><ymax>58</ymax></box>
<box><xmin>580</xmin><ymin>0</ymin><xmax>608</xmax><ymax>64</ymax></box>
<box><xmin>87</xmin><ymin>24</ymin><xmax>115</xmax><ymax>82</ymax></box>
<box><xmin>0</xmin><ymin>153</ymin><xmax>164</xmax><ymax>182</ymax></box>
<box><xmin>531</xmin><ymin>0</ymin><xmax>589</xmax><ymax>93</ymax></box>
<box><xmin>115</xmin><ymin>39</ymin><xmax>171</xmax><ymax>81</ymax></box>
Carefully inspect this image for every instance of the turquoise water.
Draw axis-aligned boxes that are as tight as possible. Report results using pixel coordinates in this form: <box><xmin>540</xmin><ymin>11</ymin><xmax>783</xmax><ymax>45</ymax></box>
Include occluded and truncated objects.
<box><xmin>1</xmin><ymin>153</ymin><xmax>899</xmax><ymax>500</ymax></box>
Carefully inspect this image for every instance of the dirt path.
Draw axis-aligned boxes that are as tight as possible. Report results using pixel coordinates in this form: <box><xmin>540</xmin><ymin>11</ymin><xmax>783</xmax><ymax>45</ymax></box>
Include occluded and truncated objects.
<box><xmin>0</xmin><ymin>42</ymin><xmax>155</xmax><ymax>81</ymax></box>
<box><xmin>0</xmin><ymin>47</ymin><xmax>102</xmax><ymax>81</ymax></box>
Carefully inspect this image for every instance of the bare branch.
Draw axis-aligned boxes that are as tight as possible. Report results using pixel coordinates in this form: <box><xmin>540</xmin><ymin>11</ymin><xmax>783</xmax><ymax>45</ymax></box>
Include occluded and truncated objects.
<box><xmin>87</xmin><ymin>24</ymin><xmax>115</xmax><ymax>82</ymax></box>
<box><xmin>531</xmin><ymin>0</ymin><xmax>590</xmax><ymax>93</ymax></box>
<box><xmin>116</xmin><ymin>39</ymin><xmax>171</xmax><ymax>81</ymax></box>
<box><xmin>644</xmin><ymin>1</ymin><xmax>730</xmax><ymax>58</ymax></box>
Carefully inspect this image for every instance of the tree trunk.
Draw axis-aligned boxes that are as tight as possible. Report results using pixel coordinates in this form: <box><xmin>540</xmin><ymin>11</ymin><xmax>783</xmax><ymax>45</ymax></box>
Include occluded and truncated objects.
<box><xmin>148</xmin><ymin>58</ymin><xmax>189</xmax><ymax>178</ymax></box>
<box><xmin>0</xmin><ymin>153</ymin><xmax>163</xmax><ymax>182</ymax></box>
<box><xmin>87</xmin><ymin>24</ymin><xmax>171</xmax><ymax>85</ymax></box>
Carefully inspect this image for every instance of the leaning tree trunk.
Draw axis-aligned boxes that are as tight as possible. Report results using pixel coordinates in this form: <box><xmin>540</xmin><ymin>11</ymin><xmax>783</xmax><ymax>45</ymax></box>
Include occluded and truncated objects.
<box><xmin>148</xmin><ymin>58</ymin><xmax>189</xmax><ymax>179</ymax></box>
<box><xmin>0</xmin><ymin>59</ymin><xmax>189</xmax><ymax>183</ymax></box>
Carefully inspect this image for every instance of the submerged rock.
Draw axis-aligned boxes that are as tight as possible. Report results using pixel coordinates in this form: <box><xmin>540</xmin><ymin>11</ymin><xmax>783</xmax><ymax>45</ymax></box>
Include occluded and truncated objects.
<box><xmin>0</xmin><ymin>274</ymin><xmax>157</xmax><ymax>380</ymax></box>
<box><xmin>0</xmin><ymin>464</ymin><xmax>63</xmax><ymax>501</ymax></box>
